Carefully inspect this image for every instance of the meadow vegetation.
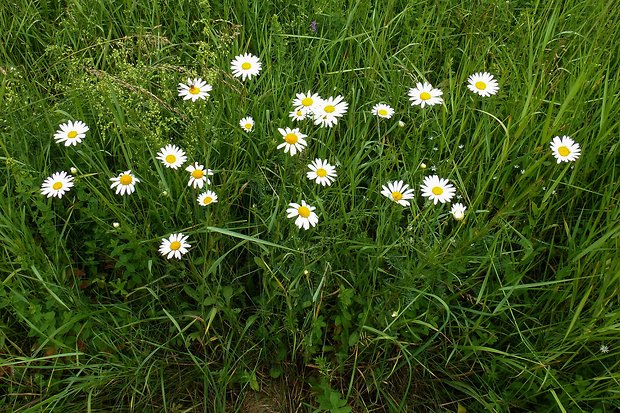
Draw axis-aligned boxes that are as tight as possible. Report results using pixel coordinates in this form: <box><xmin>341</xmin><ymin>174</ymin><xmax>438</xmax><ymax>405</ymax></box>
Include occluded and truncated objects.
<box><xmin>1</xmin><ymin>0</ymin><xmax>619</xmax><ymax>411</ymax></box>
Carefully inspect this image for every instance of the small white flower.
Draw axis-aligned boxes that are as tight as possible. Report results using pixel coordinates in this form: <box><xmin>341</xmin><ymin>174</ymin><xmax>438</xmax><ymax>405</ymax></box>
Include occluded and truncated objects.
<box><xmin>110</xmin><ymin>170</ymin><xmax>140</xmax><ymax>196</ymax></box>
<box><xmin>240</xmin><ymin>116</ymin><xmax>254</xmax><ymax>132</ymax></box>
<box><xmin>307</xmin><ymin>159</ymin><xmax>337</xmax><ymax>186</ymax></box>
<box><xmin>277</xmin><ymin>127</ymin><xmax>307</xmax><ymax>156</ymax></box>
<box><xmin>286</xmin><ymin>200</ymin><xmax>319</xmax><ymax>230</ymax></box>
<box><xmin>289</xmin><ymin>108</ymin><xmax>307</xmax><ymax>121</ymax></box>
<box><xmin>371</xmin><ymin>103</ymin><xmax>394</xmax><ymax>119</ymax></box>
<box><xmin>70</xmin><ymin>167</ymin><xmax>78</xmax><ymax>174</ymax></box>
<box><xmin>420</xmin><ymin>175</ymin><xmax>456</xmax><ymax>205</ymax></box>
<box><xmin>292</xmin><ymin>91</ymin><xmax>321</xmax><ymax>113</ymax></box>
<box><xmin>312</xmin><ymin>95</ymin><xmax>348</xmax><ymax>128</ymax></box>
<box><xmin>408</xmin><ymin>82</ymin><xmax>444</xmax><ymax>108</ymax></box>
<box><xmin>159</xmin><ymin>233</ymin><xmax>191</xmax><ymax>260</ymax></box>
<box><xmin>450</xmin><ymin>203</ymin><xmax>467</xmax><ymax>220</ymax></box>
<box><xmin>54</xmin><ymin>121</ymin><xmax>89</xmax><ymax>146</ymax></box>
<box><xmin>40</xmin><ymin>171</ymin><xmax>75</xmax><ymax>198</ymax></box>
<box><xmin>398</xmin><ymin>120</ymin><xmax>405</xmax><ymax>128</ymax></box>
<box><xmin>467</xmin><ymin>72</ymin><xmax>499</xmax><ymax>97</ymax></box>
<box><xmin>197</xmin><ymin>190</ymin><xmax>218</xmax><ymax>206</ymax></box>
<box><xmin>230</xmin><ymin>53</ymin><xmax>262</xmax><ymax>81</ymax></box>
<box><xmin>381</xmin><ymin>180</ymin><xmax>415</xmax><ymax>207</ymax></box>
<box><xmin>600</xmin><ymin>344</ymin><xmax>610</xmax><ymax>354</ymax></box>
<box><xmin>177</xmin><ymin>78</ymin><xmax>212</xmax><ymax>101</ymax></box>
<box><xmin>550</xmin><ymin>136</ymin><xmax>581</xmax><ymax>163</ymax></box>
<box><xmin>185</xmin><ymin>162</ymin><xmax>213</xmax><ymax>189</ymax></box>
<box><xmin>112</xmin><ymin>222</ymin><xmax>120</xmax><ymax>228</ymax></box>
<box><xmin>156</xmin><ymin>145</ymin><xmax>187</xmax><ymax>169</ymax></box>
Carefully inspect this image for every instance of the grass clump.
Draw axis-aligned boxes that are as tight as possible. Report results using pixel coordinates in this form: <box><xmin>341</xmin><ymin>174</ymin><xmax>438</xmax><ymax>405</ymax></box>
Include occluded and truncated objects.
<box><xmin>1</xmin><ymin>0</ymin><xmax>619</xmax><ymax>412</ymax></box>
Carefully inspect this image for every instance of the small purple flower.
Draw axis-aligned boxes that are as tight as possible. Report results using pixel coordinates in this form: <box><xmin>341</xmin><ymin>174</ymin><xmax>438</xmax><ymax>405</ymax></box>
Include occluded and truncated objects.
<box><xmin>310</xmin><ymin>20</ymin><xmax>317</xmax><ymax>32</ymax></box>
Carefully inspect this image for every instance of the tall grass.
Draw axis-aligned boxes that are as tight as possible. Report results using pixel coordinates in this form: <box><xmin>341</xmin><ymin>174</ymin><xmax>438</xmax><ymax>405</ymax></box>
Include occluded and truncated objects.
<box><xmin>1</xmin><ymin>0</ymin><xmax>619</xmax><ymax>411</ymax></box>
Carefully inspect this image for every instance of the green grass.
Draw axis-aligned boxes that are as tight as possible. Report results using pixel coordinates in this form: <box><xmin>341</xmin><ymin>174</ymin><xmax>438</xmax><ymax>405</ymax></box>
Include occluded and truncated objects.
<box><xmin>1</xmin><ymin>0</ymin><xmax>619</xmax><ymax>411</ymax></box>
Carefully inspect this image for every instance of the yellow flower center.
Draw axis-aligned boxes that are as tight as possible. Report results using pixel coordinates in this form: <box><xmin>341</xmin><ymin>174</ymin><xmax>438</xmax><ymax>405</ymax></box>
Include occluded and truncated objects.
<box><xmin>296</xmin><ymin>110</ymin><xmax>303</xmax><ymax>116</ymax></box>
<box><xmin>191</xmin><ymin>169</ymin><xmax>205</xmax><ymax>179</ymax></box>
<box><xmin>67</xmin><ymin>131</ymin><xmax>78</xmax><ymax>139</ymax></box>
<box><xmin>391</xmin><ymin>191</ymin><xmax>403</xmax><ymax>201</ymax></box>
<box><xmin>52</xmin><ymin>182</ymin><xmax>63</xmax><ymax>190</ymax></box>
<box><xmin>244</xmin><ymin>123</ymin><xmax>252</xmax><ymax>130</ymax></box>
<box><xmin>316</xmin><ymin>168</ymin><xmax>327</xmax><ymax>177</ymax></box>
<box><xmin>420</xmin><ymin>92</ymin><xmax>431</xmax><ymax>100</ymax></box>
<box><xmin>188</xmin><ymin>85</ymin><xmax>200</xmax><ymax>95</ymax></box>
<box><xmin>432</xmin><ymin>186</ymin><xmax>444</xmax><ymax>196</ymax></box>
<box><xmin>558</xmin><ymin>146</ymin><xmax>570</xmax><ymax>157</ymax></box>
<box><xmin>324</xmin><ymin>105</ymin><xmax>335</xmax><ymax>113</ymax></box>
<box><xmin>297</xmin><ymin>206</ymin><xmax>311</xmax><ymax>218</ymax></box>
<box><xmin>475</xmin><ymin>81</ymin><xmax>486</xmax><ymax>90</ymax></box>
<box><xmin>285</xmin><ymin>133</ymin><xmax>298</xmax><ymax>144</ymax></box>
<box><xmin>119</xmin><ymin>174</ymin><xmax>133</xmax><ymax>185</ymax></box>
<box><xmin>165</xmin><ymin>154</ymin><xmax>176</xmax><ymax>164</ymax></box>
<box><xmin>241</xmin><ymin>62</ymin><xmax>251</xmax><ymax>70</ymax></box>
<box><xmin>378</xmin><ymin>109</ymin><xmax>388</xmax><ymax>116</ymax></box>
<box><xmin>203</xmin><ymin>196</ymin><xmax>213</xmax><ymax>205</ymax></box>
<box><xmin>301</xmin><ymin>97</ymin><xmax>313</xmax><ymax>107</ymax></box>
<box><xmin>169</xmin><ymin>241</ymin><xmax>181</xmax><ymax>250</ymax></box>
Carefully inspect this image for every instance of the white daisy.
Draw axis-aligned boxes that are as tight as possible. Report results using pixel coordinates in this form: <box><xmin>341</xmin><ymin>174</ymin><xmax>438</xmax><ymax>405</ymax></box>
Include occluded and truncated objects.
<box><xmin>54</xmin><ymin>120</ymin><xmax>89</xmax><ymax>146</ymax></box>
<box><xmin>185</xmin><ymin>162</ymin><xmax>213</xmax><ymax>189</ymax></box>
<box><xmin>450</xmin><ymin>203</ymin><xmax>467</xmax><ymax>220</ymax></box>
<box><xmin>408</xmin><ymin>82</ymin><xmax>444</xmax><ymax>108</ymax></box>
<box><xmin>159</xmin><ymin>233</ymin><xmax>190</xmax><ymax>260</ymax></box>
<box><xmin>289</xmin><ymin>108</ymin><xmax>307</xmax><ymax>121</ymax></box>
<box><xmin>177</xmin><ymin>78</ymin><xmax>212</xmax><ymax>101</ymax></box>
<box><xmin>40</xmin><ymin>171</ymin><xmax>74</xmax><ymax>198</ymax></box>
<box><xmin>292</xmin><ymin>91</ymin><xmax>321</xmax><ymax>113</ymax></box>
<box><xmin>230</xmin><ymin>53</ymin><xmax>262</xmax><ymax>81</ymax></box>
<box><xmin>381</xmin><ymin>180</ymin><xmax>415</xmax><ymax>207</ymax></box>
<box><xmin>467</xmin><ymin>72</ymin><xmax>499</xmax><ymax>97</ymax></box>
<box><xmin>240</xmin><ymin>116</ymin><xmax>254</xmax><ymax>132</ymax></box>
<box><xmin>371</xmin><ymin>103</ymin><xmax>394</xmax><ymax>119</ymax></box>
<box><xmin>307</xmin><ymin>159</ymin><xmax>337</xmax><ymax>186</ymax></box>
<box><xmin>286</xmin><ymin>200</ymin><xmax>319</xmax><ymax>230</ymax></box>
<box><xmin>110</xmin><ymin>170</ymin><xmax>140</xmax><ymax>196</ymax></box>
<box><xmin>420</xmin><ymin>175</ymin><xmax>456</xmax><ymax>204</ymax></box>
<box><xmin>197</xmin><ymin>190</ymin><xmax>218</xmax><ymax>206</ymax></box>
<box><xmin>550</xmin><ymin>136</ymin><xmax>581</xmax><ymax>163</ymax></box>
<box><xmin>312</xmin><ymin>95</ymin><xmax>348</xmax><ymax>128</ymax></box>
<box><xmin>277</xmin><ymin>127</ymin><xmax>307</xmax><ymax>156</ymax></box>
<box><xmin>156</xmin><ymin>144</ymin><xmax>187</xmax><ymax>169</ymax></box>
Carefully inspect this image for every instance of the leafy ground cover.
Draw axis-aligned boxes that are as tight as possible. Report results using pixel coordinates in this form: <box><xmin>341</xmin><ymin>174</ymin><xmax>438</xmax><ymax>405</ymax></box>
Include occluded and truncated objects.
<box><xmin>1</xmin><ymin>0</ymin><xmax>619</xmax><ymax>411</ymax></box>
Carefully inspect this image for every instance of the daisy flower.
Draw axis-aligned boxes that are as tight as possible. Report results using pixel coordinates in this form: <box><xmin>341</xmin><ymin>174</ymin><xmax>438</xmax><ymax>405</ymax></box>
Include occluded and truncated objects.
<box><xmin>40</xmin><ymin>171</ymin><xmax>74</xmax><ymax>198</ymax></box>
<box><xmin>159</xmin><ymin>233</ymin><xmax>190</xmax><ymax>260</ymax></box>
<box><xmin>467</xmin><ymin>72</ymin><xmax>499</xmax><ymax>97</ymax></box>
<box><xmin>381</xmin><ymin>180</ymin><xmax>415</xmax><ymax>206</ymax></box>
<box><xmin>420</xmin><ymin>175</ymin><xmax>456</xmax><ymax>204</ymax></box>
<box><xmin>197</xmin><ymin>190</ymin><xmax>218</xmax><ymax>206</ymax></box>
<box><xmin>156</xmin><ymin>144</ymin><xmax>187</xmax><ymax>169</ymax></box>
<box><xmin>230</xmin><ymin>53</ymin><xmax>262</xmax><ymax>81</ymax></box>
<box><xmin>450</xmin><ymin>203</ymin><xmax>467</xmax><ymax>220</ymax></box>
<box><xmin>185</xmin><ymin>162</ymin><xmax>213</xmax><ymax>189</ymax></box>
<box><xmin>240</xmin><ymin>116</ymin><xmax>254</xmax><ymax>132</ymax></box>
<box><xmin>286</xmin><ymin>200</ymin><xmax>319</xmax><ymax>230</ymax></box>
<box><xmin>54</xmin><ymin>120</ymin><xmax>89</xmax><ymax>146</ymax></box>
<box><xmin>292</xmin><ymin>91</ymin><xmax>321</xmax><ymax>113</ymax></box>
<box><xmin>408</xmin><ymin>82</ymin><xmax>444</xmax><ymax>108</ymax></box>
<box><xmin>110</xmin><ymin>170</ymin><xmax>140</xmax><ymax>196</ymax></box>
<box><xmin>289</xmin><ymin>108</ymin><xmax>307</xmax><ymax>121</ymax></box>
<box><xmin>550</xmin><ymin>136</ymin><xmax>581</xmax><ymax>163</ymax></box>
<box><xmin>312</xmin><ymin>95</ymin><xmax>348</xmax><ymax>128</ymax></box>
<box><xmin>307</xmin><ymin>159</ymin><xmax>337</xmax><ymax>186</ymax></box>
<box><xmin>177</xmin><ymin>78</ymin><xmax>212</xmax><ymax>101</ymax></box>
<box><xmin>277</xmin><ymin>127</ymin><xmax>307</xmax><ymax>156</ymax></box>
<box><xmin>371</xmin><ymin>103</ymin><xmax>394</xmax><ymax>119</ymax></box>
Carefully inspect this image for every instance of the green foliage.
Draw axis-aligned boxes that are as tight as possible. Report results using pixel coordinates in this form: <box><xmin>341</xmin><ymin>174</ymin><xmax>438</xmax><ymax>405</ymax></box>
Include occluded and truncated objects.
<box><xmin>1</xmin><ymin>0</ymin><xmax>619</xmax><ymax>412</ymax></box>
